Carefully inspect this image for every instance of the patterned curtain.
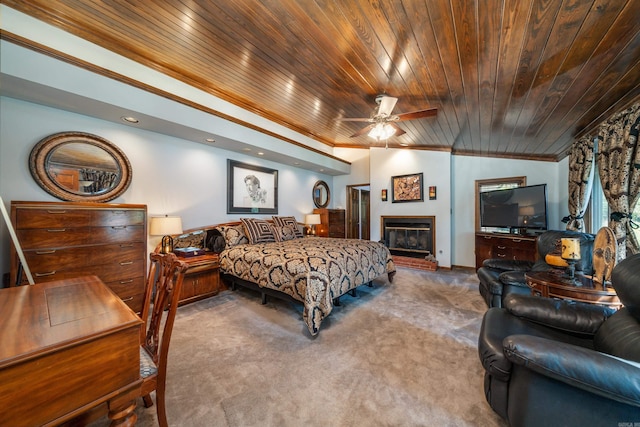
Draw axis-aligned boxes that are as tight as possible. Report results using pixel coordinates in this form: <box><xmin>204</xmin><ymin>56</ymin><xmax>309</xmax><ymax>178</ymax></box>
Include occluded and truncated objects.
<box><xmin>596</xmin><ymin>102</ymin><xmax>640</xmax><ymax>259</ymax></box>
<box><xmin>564</xmin><ymin>134</ymin><xmax>594</xmax><ymax>231</ymax></box>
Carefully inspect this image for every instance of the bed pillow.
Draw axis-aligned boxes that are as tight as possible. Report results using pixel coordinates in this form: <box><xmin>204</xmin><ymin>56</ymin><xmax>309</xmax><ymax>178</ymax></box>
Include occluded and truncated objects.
<box><xmin>241</xmin><ymin>218</ymin><xmax>276</xmax><ymax>244</ymax></box>
<box><xmin>216</xmin><ymin>224</ymin><xmax>249</xmax><ymax>249</ymax></box>
<box><xmin>271</xmin><ymin>224</ymin><xmax>298</xmax><ymax>242</ymax></box>
<box><xmin>173</xmin><ymin>230</ymin><xmax>205</xmax><ymax>249</ymax></box>
<box><xmin>272</xmin><ymin>216</ymin><xmax>303</xmax><ymax>238</ymax></box>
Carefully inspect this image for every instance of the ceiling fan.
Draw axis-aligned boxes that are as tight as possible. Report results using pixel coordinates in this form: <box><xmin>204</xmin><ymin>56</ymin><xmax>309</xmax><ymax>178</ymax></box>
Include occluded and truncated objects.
<box><xmin>341</xmin><ymin>94</ymin><xmax>438</xmax><ymax>140</ymax></box>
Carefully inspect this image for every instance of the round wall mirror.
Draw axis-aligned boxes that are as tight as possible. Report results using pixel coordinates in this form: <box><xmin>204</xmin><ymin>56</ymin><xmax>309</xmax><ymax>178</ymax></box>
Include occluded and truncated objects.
<box><xmin>29</xmin><ymin>132</ymin><xmax>132</xmax><ymax>202</ymax></box>
<box><xmin>312</xmin><ymin>180</ymin><xmax>330</xmax><ymax>208</ymax></box>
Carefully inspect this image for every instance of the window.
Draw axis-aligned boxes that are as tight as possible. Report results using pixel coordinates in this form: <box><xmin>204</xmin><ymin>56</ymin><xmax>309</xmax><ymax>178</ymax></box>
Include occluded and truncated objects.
<box><xmin>475</xmin><ymin>176</ymin><xmax>526</xmax><ymax>232</ymax></box>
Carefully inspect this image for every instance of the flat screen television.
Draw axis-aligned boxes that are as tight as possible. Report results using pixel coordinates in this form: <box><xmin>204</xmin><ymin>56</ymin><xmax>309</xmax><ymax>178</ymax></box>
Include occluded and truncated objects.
<box><xmin>480</xmin><ymin>184</ymin><xmax>548</xmax><ymax>232</ymax></box>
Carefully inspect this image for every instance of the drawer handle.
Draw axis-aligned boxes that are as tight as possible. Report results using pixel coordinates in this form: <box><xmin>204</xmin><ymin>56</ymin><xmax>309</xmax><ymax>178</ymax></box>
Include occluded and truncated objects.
<box><xmin>112</xmin><ymin>226</ymin><xmax>127</xmax><ymax>230</ymax></box>
<box><xmin>119</xmin><ymin>279</ymin><xmax>134</xmax><ymax>284</ymax></box>
<box><xmin>46</xmin><ymin>210</ymin><xmax>67</xmax><ymax>214</ymax></box>
<box><xmin>483</xmin><ymin>236</ymin><xmax>492</xmax><ymax>240</ymax></box>
<box><xmin>497</xmin><ymin>245</ymin><xmax>506</xmax><ymax>249</ymax></box>
<box><xmin>35</xmin><ymin>271</ymin><xmax>56</xmax><ymax>277</ymax></box>
<box><xmin>121</xmin><ymin>297</ymin><xmax>134</xmax><ymax>302</ymax></box>
<box><xmin>513</xmin><ymin>239</ymin><xmax>522</xmax><ymax>242</ymax></box>
<box><xmin>120</xmin><ymin>261</ymin><xmax>134</xmax><ymax>266</ymax></box>
<box><xmin>35</xmin><ymin>250</ymin><xmax>56</xmax><ymax>254</ymax></box>
<box><xmin>120</xmin><ymin>244</ymin><xmax>134</xmax><ymax>248</ymax></box>
<box><xmin>46</xmin><ymin>228</ymin><xmax>66</xmax><ymax>232</ymax></box>
<box><xmin>497</xmin><ymin>254</ymin><xmax>506</xmax><ymax>258</ymax></box>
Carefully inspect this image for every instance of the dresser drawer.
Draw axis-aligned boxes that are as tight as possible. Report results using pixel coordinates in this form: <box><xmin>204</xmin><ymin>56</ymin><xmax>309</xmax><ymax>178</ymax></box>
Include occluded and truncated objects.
<box><xmin>14</xmin><ymin>208</ymin><xmax>92</xmax><ymax>229</ymax></box>
<box><xmin>106</xmin><ymin>276</ymin><xmax>146</xmax><ymax>313</ymax></box>
<box><xmin>92</xmin><ymin>209</ymin><xmax>145</xmax><ymax>226</ymax></box>
<box><xmin>23</xmin><ymin>243</ymin><xmax>145</xmax><ymax>271</ymax></box>
<box><xmin>28</xmin><ymin>258</ymin><xmax>144</xmax><ymax>284</ymax></box>
<box><xmin>17</xmin><ymin>226</ymin><xmax>145</xmax><ymax>250</ymax></box>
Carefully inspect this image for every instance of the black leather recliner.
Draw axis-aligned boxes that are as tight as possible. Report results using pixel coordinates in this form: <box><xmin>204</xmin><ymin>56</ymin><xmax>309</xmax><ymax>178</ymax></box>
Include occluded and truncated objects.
<box><xmin>478</xmin><ymin>253</ymin><xmax>640</xmax><ymax>427</ymax></box>
<box><xmin>477</xmin><ymin>230</ymin><xmax>595</xmax><ymax>308</ymax></box>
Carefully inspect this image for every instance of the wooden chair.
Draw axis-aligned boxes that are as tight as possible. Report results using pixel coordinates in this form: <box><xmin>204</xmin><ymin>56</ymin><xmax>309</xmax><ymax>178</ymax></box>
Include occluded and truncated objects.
<box><xmin>139</xmin><ymin>252</ymin><xmax>189</xmax><ymax>427</ymax></box>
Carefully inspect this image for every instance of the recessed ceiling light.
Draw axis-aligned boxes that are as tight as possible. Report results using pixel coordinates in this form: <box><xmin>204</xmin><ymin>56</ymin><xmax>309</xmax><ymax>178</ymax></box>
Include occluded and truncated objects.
<box><xmin>257</xmin><ymin>152</ymin><xmax>264</xmax><ymax>156</ymax></box>
<box><xmin>121</xmin><ymin>116</ymin><xmax>139</xmax><ymax>123</ymax></box>
<box><xmin>242</xmin><ymin>148</ymin><xmax>251</xmax><ymax>152</ymax></box>
<box><xmin>205</xmin><ymin>138</ymin><xmax>216</xmax><ymax>143</ymax></box>
<box><xmin>294</xmin><ymin>162</ymin><xmax>301</xmax><ymax>166</ymax></box>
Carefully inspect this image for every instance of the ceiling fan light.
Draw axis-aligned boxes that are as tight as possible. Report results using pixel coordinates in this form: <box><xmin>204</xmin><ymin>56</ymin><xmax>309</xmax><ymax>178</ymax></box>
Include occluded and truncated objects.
<box><xmin>368</xmin><ymin>123</ymin><xmax>395</xmax><ymax>140</ymax></box>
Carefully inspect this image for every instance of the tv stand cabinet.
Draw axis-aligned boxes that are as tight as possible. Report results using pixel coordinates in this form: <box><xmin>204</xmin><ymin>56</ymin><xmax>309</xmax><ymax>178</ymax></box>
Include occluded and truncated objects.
<box><xmin>475</xmin><ymin>232</ymin><xmax>537</xmax><ymax>269</ymax></box>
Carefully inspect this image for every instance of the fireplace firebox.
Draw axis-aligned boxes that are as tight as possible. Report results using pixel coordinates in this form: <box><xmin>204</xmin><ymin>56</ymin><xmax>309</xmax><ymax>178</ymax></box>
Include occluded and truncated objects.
<box><xmin>381</xmin><ymin>216</ymin><xmax>435</xmax><ymax>259</ymax></box>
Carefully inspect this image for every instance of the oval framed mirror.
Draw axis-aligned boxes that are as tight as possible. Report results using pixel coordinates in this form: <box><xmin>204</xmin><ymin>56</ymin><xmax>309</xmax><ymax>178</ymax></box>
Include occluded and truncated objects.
<box><xmin>29</xmin><ymin>131</ymin><xmax>132</xmax><ymax>202</ymax></box>
<box><xmin>312</xmin><ymin>180</ymin><xmax>330</xmax><ymax>208</ymax></box>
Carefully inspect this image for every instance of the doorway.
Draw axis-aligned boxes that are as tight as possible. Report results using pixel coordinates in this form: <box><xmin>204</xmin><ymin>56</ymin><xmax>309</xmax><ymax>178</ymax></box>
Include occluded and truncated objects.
<box><xmin>346</xmin><ymin>184</ymin><xmax>370</xmax><ymax>239</ymax></box>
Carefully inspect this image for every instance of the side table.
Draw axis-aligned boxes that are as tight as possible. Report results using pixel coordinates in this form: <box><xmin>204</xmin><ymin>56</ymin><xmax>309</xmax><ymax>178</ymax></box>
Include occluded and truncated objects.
<box><xmin>525</xmin><ymin>270</ymin><xmax>621</xmax><ymax>309</ymax></box>
<box><xmin>176</xmin><ymin>252</ymin><xmax>221</xmax><ymax>305</ymax></box>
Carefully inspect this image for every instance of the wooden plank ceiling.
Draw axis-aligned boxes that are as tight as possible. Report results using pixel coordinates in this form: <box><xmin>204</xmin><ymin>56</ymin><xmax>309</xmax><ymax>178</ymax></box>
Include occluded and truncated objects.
<box><xmin>3</xmin><ymin>0</ymin><xmax>640</xmax><ymax>161</ymax></box>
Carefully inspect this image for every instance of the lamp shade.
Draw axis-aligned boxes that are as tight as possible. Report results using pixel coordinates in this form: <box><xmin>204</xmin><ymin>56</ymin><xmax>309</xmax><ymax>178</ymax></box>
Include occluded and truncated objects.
<box><xmin>305</xmin><ymin>214</ymin><xmax>321</xmax><ymax>225</ymax></box>
<box><xmin>149</xmin><ymin>216</ymin><xmax>183</xmax><ymax>236</ymax></box>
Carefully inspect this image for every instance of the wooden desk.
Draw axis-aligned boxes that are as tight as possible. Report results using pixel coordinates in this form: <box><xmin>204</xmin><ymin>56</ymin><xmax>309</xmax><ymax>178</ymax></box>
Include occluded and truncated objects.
<box><xmin>525</xmin><ymin>270</ymin><xmax>622</xmax><ymax>309</ymax></box>
<box><xmin>0</xmin><ymin>276</ymin><xmax>143</xmax><ymax>426</ymax></box>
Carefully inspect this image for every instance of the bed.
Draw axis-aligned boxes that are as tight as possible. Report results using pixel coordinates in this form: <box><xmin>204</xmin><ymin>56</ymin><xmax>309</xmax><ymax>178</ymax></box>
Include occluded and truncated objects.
<box><xmin>213</xmin><ymin>218</ymin><xmax>396</xmax><ymax>335</ymax></box>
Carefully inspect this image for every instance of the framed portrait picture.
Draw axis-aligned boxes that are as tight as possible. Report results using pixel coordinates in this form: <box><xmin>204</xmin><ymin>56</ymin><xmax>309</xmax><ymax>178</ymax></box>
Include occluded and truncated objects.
<box><xmin>227</xmin><ymin>160</ymin><xmax>278</xmax><ymax>214</ymax></box>
<box><xmin>391</xmin><ymin>172</ymin><xmax>424</xmax><ymax>203</ymax></box>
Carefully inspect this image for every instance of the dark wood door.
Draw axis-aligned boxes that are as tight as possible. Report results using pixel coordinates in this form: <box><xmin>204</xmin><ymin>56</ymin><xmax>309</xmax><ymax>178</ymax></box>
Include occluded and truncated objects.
<box><xmin>360</xmin><ymin>190</ymin><xmax>370</xmax><ymax>240</ymax></box>
<box><xmin>348</xmin><ymin>187</ymin><xmax>359</xmax><ymax>238</ymax></box>
<box><xmin>346</xmin><ymin>185</ymin><xmax>370</xmax><ymax>239</ymax></box>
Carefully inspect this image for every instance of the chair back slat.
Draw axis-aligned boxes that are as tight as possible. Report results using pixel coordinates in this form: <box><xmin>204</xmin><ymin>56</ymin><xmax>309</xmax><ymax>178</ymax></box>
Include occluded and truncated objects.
<box><xmin>142</xmin><ymin>252</ymin><xmax>188</xmax><ymax>364</ymax></box>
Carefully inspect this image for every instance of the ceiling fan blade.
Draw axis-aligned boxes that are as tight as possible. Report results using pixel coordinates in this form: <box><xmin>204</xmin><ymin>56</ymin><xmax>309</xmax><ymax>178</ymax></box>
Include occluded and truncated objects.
<box><xmin>339</xmin><ymin>117</ymin><xmax>374</xmax><ymax>122</ymax></box>
<box><xmin>350</xmin><ymin>124</ymin><xmax>375</xmax><ymax>138</ymax></box>
<box><xmin>395</xmin><ymin>108</ymin><xmax>438</xmax><ymax>121</ymax></box>
<box><xmin>388</xmin><ymin>122</ymin><xmax>406</xmax><ymax>136</ymax></box>
<box><xmin>378</xmin><ymin>96</ymin><xmax>398</xmax><ymax>116</ymax></box>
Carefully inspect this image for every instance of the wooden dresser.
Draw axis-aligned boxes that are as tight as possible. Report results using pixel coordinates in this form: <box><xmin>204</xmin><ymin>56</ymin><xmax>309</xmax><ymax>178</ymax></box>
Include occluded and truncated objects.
<box><xmin>475</xmin><ymin>232</ymin><xmax>537</xmax><ymax>269</ymax></box>
<box><xmin>10</xmin><ymin>201</ymin><xmax>147</xmax><ymax>313</ymax></box>
<box><xmin>313</xmin><ymin>208</ymin><xmax>346</xmax><ymax>238</ymax></box>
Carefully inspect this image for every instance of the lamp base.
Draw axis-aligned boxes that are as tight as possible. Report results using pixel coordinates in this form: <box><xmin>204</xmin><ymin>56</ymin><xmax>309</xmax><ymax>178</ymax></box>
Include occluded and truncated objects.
<box><xmin>563</xmin><ymin>259</ymin><xmax>581</xmax><ymax>286</ymax></box>
<box><xmin>161</xmin><ymin>235</ymin><xmax>174</xmax><ymax>254</ymax></box>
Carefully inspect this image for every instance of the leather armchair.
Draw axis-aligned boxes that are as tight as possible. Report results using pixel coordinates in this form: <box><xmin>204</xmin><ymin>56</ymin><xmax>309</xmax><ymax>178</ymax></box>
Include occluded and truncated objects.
<box><xmin>477</xmin><ymin>230</ymin><xmax>595</xmax><ymax>308</ymax></box>
<box><xmin>478</xmin><ymin>253</ymin><xmax>640</xmax><ymax>427</ymax></box>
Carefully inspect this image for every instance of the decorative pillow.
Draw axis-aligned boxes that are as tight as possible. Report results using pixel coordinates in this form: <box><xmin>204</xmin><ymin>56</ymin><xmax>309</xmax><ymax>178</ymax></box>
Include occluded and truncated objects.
<box><xmin>272</xmin><ymin>216</ymin><xmax>303</xmax><ymax>238</ymax></box>
<box><xmin>216</xmin><ymin>224</ymin><xmax>249</xmax><ymax>249</ymax></box>
<box><xmin>174</xmin><ymin>230</ymin><xmax>205</xmax><ymax>249</ymax></box>
<box><xmin>241</xmin><ymin>218</ymin><xmax>275</xmax><ymax>244</ymax></box>
<box><xmin>271</xmin><ymin>224</ymin><xmax>297</xmax><ymax>242</ymax></box>
<box><xmin>205</xmin><ymin>228</ymin><xmax>226</xmax><ymax>253</ymax></box>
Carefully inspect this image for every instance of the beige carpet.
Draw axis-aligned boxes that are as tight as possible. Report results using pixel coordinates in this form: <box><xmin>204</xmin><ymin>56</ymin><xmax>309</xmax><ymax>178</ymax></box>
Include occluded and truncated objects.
<box><xmin>96</xmin><ymin>267</ymin><xmax>507</xmax><ymax>426</ymax></box>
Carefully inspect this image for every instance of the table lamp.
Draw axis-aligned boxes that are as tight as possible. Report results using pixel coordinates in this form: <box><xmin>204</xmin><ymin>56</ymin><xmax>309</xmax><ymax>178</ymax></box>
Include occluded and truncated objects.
<box><xmin>150</xmin><ymin>215</ymin><xmax>183</xmax><ymax>253</ymax></box>
<box><xmin>561</xmin><ymin>237</ymin><xmax>581</xmax><ymax>285</ymax></box>
<box><xmin>305</xmin><ymin>214</ymin><xmax>321</xmax><ymax>236</ymax></box>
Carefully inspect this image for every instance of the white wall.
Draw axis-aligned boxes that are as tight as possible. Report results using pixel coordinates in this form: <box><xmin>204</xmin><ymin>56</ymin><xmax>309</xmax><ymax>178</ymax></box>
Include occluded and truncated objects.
<box><xmin>0</xmin><ymin>97</ymin><xmax>333</xmax><ymax>280</ymax></box>
<box><xmin>332</xmin><ymin>147</ymin><xmax>371</xmax><ymax>210</ymax></box>
<box><xmin>370</xmin><ymin>148</ymin><xmax>453</xmax><ymax>267</ymax></box>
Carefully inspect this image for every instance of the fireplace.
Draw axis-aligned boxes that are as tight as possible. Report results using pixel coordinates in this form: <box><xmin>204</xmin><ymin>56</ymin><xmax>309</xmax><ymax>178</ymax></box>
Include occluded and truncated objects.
<box><xmin>381</xmin><ymin>216</ymin><xmax>435</xmax><ymax>259</ymax></box>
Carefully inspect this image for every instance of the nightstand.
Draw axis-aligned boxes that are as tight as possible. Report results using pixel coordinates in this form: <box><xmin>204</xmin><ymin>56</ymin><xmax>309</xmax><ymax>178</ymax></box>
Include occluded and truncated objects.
<box><xmin>177</xmin><ymin>252</ymin><xmax>221</xmax><ymax>305</ymax></box>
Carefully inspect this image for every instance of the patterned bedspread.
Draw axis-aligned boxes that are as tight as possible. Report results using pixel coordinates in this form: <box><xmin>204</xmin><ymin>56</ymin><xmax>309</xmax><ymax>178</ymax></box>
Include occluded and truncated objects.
<box><xmin>219</xmin><ymin>237</ymin><xmax>396</xmax><ymax>335</ymax></box>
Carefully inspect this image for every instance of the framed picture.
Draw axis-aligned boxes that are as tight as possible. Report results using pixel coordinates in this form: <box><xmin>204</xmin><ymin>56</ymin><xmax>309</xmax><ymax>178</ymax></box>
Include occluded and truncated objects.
<box><xmin>227</xmin><ymin>160</ymin><xmax>278</xmax><ymax>214</ymax></box>
<box><xmin>391</xmin><ymin>172</ymin><xmax>423</xmax><ymax>203</ymax></box>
